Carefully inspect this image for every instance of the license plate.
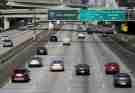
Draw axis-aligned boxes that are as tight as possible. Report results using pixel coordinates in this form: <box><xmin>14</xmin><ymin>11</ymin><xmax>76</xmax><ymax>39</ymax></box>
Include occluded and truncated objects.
<box><xmin>120</xmin><ymin>82</ymin><xmax>127</xmax><ymax>85</ymax></box>
<box><xmin>14</xmin><ymin>78</ymin><xmax>24</xmax><ymax>80</ymax></box>
<box><xmin>81</xmin><ymin>71</ymin><xmax>85</xmax><ymax>73</ymax></box>
<box><xmin>40</xmin><ymin>50</ymin><xmax>44</xmax><ymax>52</ymax></box>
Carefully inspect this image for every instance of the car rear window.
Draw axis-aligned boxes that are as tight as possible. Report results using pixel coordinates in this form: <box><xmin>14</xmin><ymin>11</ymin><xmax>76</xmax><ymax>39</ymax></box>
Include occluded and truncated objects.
<box><xmin>3</xmin><ymin>40</ymin><xmax>11</xmax><ymax>42</ymax></box>
<box><xmin>14</xmin><ymin>69</ymin><xmax>27</xmax><ymax>73</ymax></box>
<box><xmin>114</xmin><ymin>74</ymin><xmax>130</xmax><ymax>78</ymax></box>
<box><xmin>53</xmin><ymin>60</ymin><xmax>63</xmax><ymax>64</ymax></box>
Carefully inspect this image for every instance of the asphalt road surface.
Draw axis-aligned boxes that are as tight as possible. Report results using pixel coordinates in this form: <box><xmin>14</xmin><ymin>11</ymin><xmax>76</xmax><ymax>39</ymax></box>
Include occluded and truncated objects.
<box><xmin>0</xmin><ymin>25</ymin><xmax>135</xmax><ymax>93</ymax></box>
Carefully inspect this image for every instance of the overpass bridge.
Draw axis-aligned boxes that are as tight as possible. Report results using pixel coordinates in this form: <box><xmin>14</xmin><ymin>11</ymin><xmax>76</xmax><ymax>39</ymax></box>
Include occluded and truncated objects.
<box><xmin>6</xmin><ymin>0</ymin><xmax>62</xmax><ymax>8</ymax></box>
<box><xmin>0</xmin><ymin>9</ymin><xmax>49</xmax><ymax>30</ymax></box>
<box><xmin>0</xmin><ymin>9</ymin><xmax>48</xmax><ymax>17</ymax></box>
<box><xmin>0</xmin><ymin>7</ymin><xmax>79</xmax><ymax>30</ymax></box>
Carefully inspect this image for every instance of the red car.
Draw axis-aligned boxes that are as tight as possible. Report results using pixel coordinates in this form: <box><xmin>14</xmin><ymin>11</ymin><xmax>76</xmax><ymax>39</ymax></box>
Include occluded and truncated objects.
<box><xmin>11</xmin><ymin>68</ymin><xmax>30</xmax><ymax>82</ymax></box>
<box><xmin>104</xmin><ymin>63</ymin><xmax>120</xmax><ymax>74</ymax></box>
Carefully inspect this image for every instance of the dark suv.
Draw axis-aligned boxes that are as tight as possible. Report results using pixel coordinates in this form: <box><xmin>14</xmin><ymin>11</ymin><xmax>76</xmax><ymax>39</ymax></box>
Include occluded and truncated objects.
<box><xmin>113</xmin><ymin>73</ymin><xmax>132</xmax><ymax>88</ymax></box>
<box><xmin>36</xmin><ymin>47</ymin><xmax>48</xmax><ymax>55</ymax></box>
<box><xmin>49</xmin><ymin>35</ymin><xmax>58</xmax><ymax>42</ymax></box>
<box><xmin>75</xmin><ymin>64</ymin><xmax>90</xmax><ymax>75</ymax></box>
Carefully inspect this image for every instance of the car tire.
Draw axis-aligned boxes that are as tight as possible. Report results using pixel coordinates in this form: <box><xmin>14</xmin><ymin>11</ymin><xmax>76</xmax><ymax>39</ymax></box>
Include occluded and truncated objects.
<box><xmin>114</xmin><ymin>82</ymin><xmax>119</xmax><ymax>88</ymax></box>
<box><xmin>105</xmin><ymin>71</ymin><xmax>109</xmax><ymax>74</ymax></box>
<box><xmin>127</xmin><ymin>83</ymin><xmax>132</xmax><ymax>88</ymax></box>
<box><xmin>75</xmin><ymin>71</ymin><xmax>79</xmax><ymax>75</ymax></box>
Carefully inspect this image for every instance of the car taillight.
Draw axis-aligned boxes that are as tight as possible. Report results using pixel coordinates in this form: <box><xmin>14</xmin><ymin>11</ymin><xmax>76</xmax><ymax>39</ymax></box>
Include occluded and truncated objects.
<box><xmin>15</xmin><ymin>73</ymin><xmax>23</xmax><ymax>77</ymax></box>
<box><xmin>111</xmin><ymin>66</ymin><xmax>115</xmax><ymax>69</ymax></box>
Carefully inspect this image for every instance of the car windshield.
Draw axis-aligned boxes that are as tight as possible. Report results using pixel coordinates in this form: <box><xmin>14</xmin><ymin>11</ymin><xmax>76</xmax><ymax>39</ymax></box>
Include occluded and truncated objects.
<box><xmin>53</xmin><ymin>60</ymin><xmax>63</xmax><ymax>64</ymax></box>
<box><xmin>77</xmin><ymin>64</ymin><xmax>89</xmax><ymax>68</ymax></box>
<box><xmin>32</xmin><ymin>57</ymin><xmax>41</xmax><ymax>61</ymax></box>
<box><xmin>51</xmin><ymin>36</ymin><xmax>57</xmax><ymax>38</ymax></box>
<box><xmin>14</xmin><ymin>69</ymin><xmax>27</xmax><ymax>73</ymax></box>
<box><xmin>38</xmin><ymin>47</ymin><xmax>45</xmax><ymax>49</ymax></box>
<box><xmin>0</xmin><ymin>36</ymin><xmax>8</xmax><ymax>37</ymax></box>
<box><xmin>114</xmin><ymin>73</ymin><xmax>130</xmax><ymax>78</ymax></box>
<box><xmin>3</xmin><ymin>40</ymin><xmax>11</xmax><ymax>42</ymax></box>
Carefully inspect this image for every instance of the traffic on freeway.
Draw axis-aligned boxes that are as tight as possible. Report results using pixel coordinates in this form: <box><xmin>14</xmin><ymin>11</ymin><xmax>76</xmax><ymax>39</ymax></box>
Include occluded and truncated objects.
<box><xmin>0</xmin><ymin>21</ymin><xmax>134</xmax><ymax>93</ymax></box>
<box><xmin>0</xmin><ymin>0</ymin><xmax>134</xmax><ymax>93</ymax></box>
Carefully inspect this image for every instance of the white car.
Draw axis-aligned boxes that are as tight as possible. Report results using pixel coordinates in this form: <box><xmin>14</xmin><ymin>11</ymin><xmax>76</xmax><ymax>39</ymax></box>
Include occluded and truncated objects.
<box><xmin>28</xmin><ymin>57</ymin><xmax>43</xmax><ymax>67</ymax></box>
<box><xmin>62</xmin><ymin>38</ymin><xmax>71</xmax><ymax>45</ymax></box>
<box><xmin>49</xmin><ymin>60</ymin><xmax>64</xmax><ymax>71</ymax></box>
<box><xmin>78</xmin><ymin>33</ymin><xmax>86</xmax><ymax>39</ymax></box>
<box><xmin>0</xmin><ymin>35</ymin><xmax>9</xmax><ymax>41</ymax></box>
<box><xmin>2</xmin><ymin>39</ymin><xmax>13</xmax><ymax>47</ymax></box>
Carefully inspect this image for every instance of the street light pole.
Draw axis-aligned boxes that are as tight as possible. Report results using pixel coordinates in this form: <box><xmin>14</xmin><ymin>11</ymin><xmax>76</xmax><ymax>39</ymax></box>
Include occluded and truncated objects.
<box><xmin>60</xmin><ymin>0</ymin><xmax>63</xmax><ymax>5</ymax></box>
<box><xmin>30</xmin><ymin>8</ymin><xmax>37</xmax><ymax>41</ymax></box>
<box><xmin>2</xmin><ymin>15</ymin><xmax>4</xmax><ymax>32</ymax></box>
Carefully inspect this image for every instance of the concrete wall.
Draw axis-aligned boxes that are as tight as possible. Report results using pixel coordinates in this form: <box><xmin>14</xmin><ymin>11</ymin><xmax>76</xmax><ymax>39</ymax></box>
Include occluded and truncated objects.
<box><xmin>4</xmin><ymin>17</ymin><xmax>10</xmax><ymax>30</ymax></box>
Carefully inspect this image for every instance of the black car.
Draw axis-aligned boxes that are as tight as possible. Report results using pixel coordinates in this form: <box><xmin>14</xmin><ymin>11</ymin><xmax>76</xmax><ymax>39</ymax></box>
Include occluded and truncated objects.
<box><xmin>28</xmin><ymin>57</ymin><xmax>43</xmax><ymax>67</ymax></box>
<box><xmin>11</xmin><ymin>68</ymin><xmax>30</xmax><ymax>82</ymax></box>
<box><xmin>75</xmin><ymin>64</ymin><xmax>90</xmax><ymax>75</ymax></box>
<box><xmin>49</xmin><ymin>35</ymin><xmax>58</xmax><ymax>42</ymax></box>
<box><xmin>113</xmin><ymin>73</ymin><xmax>132</xmax><ymax>88</ymax></box>
<box><xmin>2</xmin><ymin>39</ymin><xmax>13</xmax><ymax>47</ymax></box>
<box><xmin>36</xmin><ymin>47</ymin><xmax>48</xmax><ymax>55</ymax></box>
<box><xmin>86</xmin><ymin>28</ymin><xmax>93</xmax><ymax>34</ymax></box>
<box><xmin>102</xmin><ymin>34</ymin><xmax>108</xmax><ymax>37</ymax></box>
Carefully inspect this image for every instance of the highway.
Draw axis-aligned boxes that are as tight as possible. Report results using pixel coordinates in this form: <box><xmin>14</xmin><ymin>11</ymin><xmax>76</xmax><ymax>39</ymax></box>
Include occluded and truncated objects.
<box><xmin>0</xmin><ymin>24</ymin><xmax>134</xmax><ymax>93</ymax></box>
<box><xmin>0</xmin><ymin>23</ymin><xmax>48</xmax><ymax>55</ymax></box>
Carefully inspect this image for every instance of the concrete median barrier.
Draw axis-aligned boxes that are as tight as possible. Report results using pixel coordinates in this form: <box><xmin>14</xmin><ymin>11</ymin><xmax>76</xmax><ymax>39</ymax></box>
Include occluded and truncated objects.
<box><xmin>112</xmin><ymin>34</ymin><xmax>135</xmax><ymax>53</ymax></box>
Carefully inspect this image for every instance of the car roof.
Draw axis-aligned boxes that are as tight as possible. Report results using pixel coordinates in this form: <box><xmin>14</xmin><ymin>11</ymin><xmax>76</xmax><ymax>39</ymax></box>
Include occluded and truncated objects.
<box><xmin>51</xmin><ymin>35</ymin><xmax>57</xmax><ymax>37</ymax></box>
<box><xmin>114</xmin><ymin>73</ymin><xmax>130</xmax><ymax>77</ymax></box>
<box><xmin>3</xmin><ymin>39</ymin><xmax>11</xmax><ymax>41</ymax></box>
<box><xmin>106</xmin><ymin>63</ymin><xmax>119</xmax><ymax>65</ymax></box>
<box><xmin>76</xmin><ymin>64</ymin><xmax>89</xmax><ymax>67</ymax></box>
<box><xmin>52</xmin><ymin>60</ymin><xmax>64</xmax><ymax>63</ymax></box>
<box><xmin>37</xmin><ymin>47</ymin><xmax>46</xmax><ymax>49</ymax></box>
<box><xmin>14</xmin><ymin>68</ymin><xmax>28</xmax><ymax>73</ymax></box>
<box><xmin>31</xmin><ymin>56</ymin><xmax>41</xmax><ymax>60</ymax></box>
<box><xmin>0</xmin><ymin>35</ymin><xmax>8</xmax><ymax>37</ymax></box>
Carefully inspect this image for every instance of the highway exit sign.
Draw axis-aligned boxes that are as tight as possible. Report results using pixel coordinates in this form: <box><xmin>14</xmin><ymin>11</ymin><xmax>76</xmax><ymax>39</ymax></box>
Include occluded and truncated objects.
<box><xmin>48</xmin><ymin>10</ymin><xmax>79</xmax><ymax>20</ymax></box>
<box><xmin>80</xmin><ymin>9</ymin><xmax>128</xmax><ymax>21</ymax></box>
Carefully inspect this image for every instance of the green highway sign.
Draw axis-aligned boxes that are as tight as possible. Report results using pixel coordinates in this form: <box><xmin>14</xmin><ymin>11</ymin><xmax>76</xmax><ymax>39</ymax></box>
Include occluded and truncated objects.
<box><xmin>80</xmin><ymin>9</ymin><xmax>128</xmax><ymax>21</ymax></box>
<box><xmin>48</xmin><ymin>10</ymin><xmax>79</xmax><ymax>20</ymax></box>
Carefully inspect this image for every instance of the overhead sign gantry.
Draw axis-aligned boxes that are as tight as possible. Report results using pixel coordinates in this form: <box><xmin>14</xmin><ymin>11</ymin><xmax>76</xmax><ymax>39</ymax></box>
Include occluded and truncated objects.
<box><xmin>48</xmin><ymin>9</ymin><xmax>128</xmax><ymax>21</ymax></box>
<box><xmin>80</xmin><ymin>9</ymin><xmax>128</xmax><ymax>21</ymax></box>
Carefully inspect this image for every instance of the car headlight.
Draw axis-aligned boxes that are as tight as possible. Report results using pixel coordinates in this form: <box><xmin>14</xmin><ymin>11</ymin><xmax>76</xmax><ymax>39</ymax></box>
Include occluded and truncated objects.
<box><xmin>30</xmin><ymin>60</ymin><xmax>40</xmax><ymax>65</ymax></box>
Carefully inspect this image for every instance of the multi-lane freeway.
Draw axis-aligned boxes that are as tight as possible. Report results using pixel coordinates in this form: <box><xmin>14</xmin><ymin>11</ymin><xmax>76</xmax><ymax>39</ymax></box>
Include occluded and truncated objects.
<box><xmin>0</xmin><ymin>23</ymin><xmax>48</xmax><ymax>55</ymax></box>
<box><xmin>0</xmin><ymin>24</ymin><xmax>134</xmax><ymax>93</ymax></box>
